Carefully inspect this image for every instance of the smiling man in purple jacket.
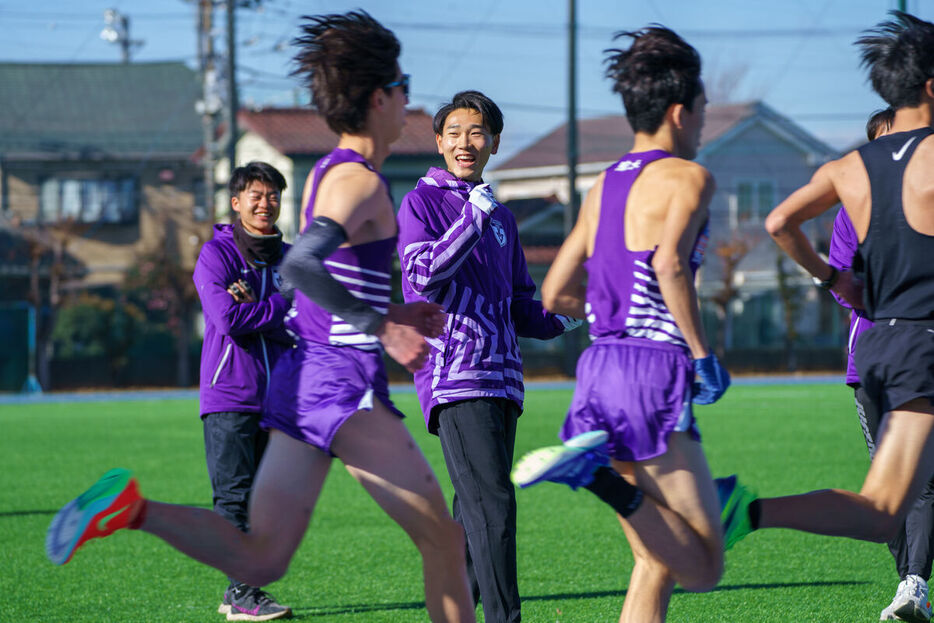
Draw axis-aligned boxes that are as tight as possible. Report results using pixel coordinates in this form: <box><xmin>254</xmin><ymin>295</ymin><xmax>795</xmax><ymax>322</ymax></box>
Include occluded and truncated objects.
<box><xmin>397</xmin><ymin>91</ymin><xmax>581</xmax><ymax>623</ymax></box>
<box><xmin>193</xmin><ymin>161</ymin><xmax>293</xmax><ymax>621</ymax></box>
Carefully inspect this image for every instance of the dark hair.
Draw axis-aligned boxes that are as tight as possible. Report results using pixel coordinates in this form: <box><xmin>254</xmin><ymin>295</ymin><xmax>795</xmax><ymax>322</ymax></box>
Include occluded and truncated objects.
<box><xmin>857</xmin><ymin>11</ymin><xmax>934</xmax><ymax>109</ymax></box>
<box><xmin>865</xmin><ymin>107</ymin><xmax>895</xmax><ymax>141</ymax></box>
<box><xmin>292</xmin><ymin>10</ymin><xmax>401</xmax><ymax>134</ymax></box>
<box><xmin>228</xmin><ymin>161</ymin><xmax>287</xmax><ymax>196</ymax></box>
<box><xmin>604</xmin><ymin>25</ymin><xmax>702</xmax><ymax>133</ymax></box>
<box><xmin>433</xmin><ymin>90</ymin><xmax>504</xmax><ymax>136</ymax></box>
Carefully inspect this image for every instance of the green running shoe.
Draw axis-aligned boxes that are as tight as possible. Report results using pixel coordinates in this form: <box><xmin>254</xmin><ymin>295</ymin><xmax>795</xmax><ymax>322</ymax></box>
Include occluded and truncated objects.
<box><xmin>716</xmin><ymin>474</ymin><xmax>756</xmax><ymax>550</ymax></box>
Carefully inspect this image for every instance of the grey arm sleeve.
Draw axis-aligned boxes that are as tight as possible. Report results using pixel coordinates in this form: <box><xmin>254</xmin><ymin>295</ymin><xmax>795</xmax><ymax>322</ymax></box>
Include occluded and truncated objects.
<box><xmin>280</xmin><ymin>216</ymin><xmax>385</xmax><ymax>335</ymax></box>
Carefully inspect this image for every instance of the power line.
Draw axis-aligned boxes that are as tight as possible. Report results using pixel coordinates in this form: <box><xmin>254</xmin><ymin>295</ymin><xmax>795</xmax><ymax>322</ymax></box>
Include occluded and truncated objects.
<box><xmin>0</xmin><ymin>10</ymin><xmax>192</xmax><ymax>21</ymax></box>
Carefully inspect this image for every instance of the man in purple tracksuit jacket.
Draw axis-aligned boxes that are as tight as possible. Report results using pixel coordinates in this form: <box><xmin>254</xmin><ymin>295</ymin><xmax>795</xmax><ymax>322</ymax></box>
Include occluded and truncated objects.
<box><xmin>828</xmin><ymin>109</ymin><xmax>934</xmax><ymax>622</ymax></box>
<box><xmin>193</xmin><ymin>161</ymin><xmax>292</xmax><ymax>621</ymax></box>
<box><xmin>397</xmin><ymin>91</ymin><xmax>581</xmax><ymax>623</ymax></box>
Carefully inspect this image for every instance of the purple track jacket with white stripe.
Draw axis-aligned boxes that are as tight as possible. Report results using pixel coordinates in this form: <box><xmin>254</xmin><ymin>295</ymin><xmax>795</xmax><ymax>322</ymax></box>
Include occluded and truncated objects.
<box><xmin>398</xmin><ymin>167</ymin><xmax>566</xmax><ymax>434</ymax></box>
<box><xmin>194</xmin><ymin>224</ymin><xmax>293</xmax><ymax>416</ymax></box>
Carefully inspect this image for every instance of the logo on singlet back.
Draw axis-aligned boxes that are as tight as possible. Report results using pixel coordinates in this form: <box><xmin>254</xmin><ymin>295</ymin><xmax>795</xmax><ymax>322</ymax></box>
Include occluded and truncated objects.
<box><xmin>892</xmin><ymin>136</ymin><xmax>917</xmax><ymax>161</ymax></box>
<box><xmin>615</xmin><ymin>159</ymin><xmax>643</xmax><ymax>172</ymax></box>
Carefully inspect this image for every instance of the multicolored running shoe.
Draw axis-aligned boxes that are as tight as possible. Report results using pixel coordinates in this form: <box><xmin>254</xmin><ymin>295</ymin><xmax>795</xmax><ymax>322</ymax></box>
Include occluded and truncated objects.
<box><xmin>225</xmin><ymin>584</ymin><xmax>292</xmax><ymax>621</ymax></box>
<box><xmin>511</xmin><ymin>430</ymin><xmax>610</xmax><ymax>490</ymax></box>
<box><xmin>46</xmin><ymin>468</ymin><xmax>143</xmax><ymax>565</ymax></box>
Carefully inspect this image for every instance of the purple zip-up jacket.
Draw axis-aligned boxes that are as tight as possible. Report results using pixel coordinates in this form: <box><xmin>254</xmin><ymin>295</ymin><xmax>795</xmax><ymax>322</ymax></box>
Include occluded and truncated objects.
<box><xmin>194</xmin><ymin>223</ymin><xmax>293</xmax><ymax>416</ymax></box>
<box><xmin>398</xmin><ymin>167</ymin><xmax>566</xmax><ymax>434</ymax></box>
<box><xmin>828</xmin><ymin>206</ymin><xmax>872</xmax><ymax>386</ymax></box>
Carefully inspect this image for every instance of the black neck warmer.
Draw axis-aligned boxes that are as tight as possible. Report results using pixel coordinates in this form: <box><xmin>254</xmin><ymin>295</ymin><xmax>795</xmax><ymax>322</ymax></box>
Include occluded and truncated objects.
<box><xmin>233</xmin><ymin>219</ymin><xmax>283</xmax><ymax>268</ymax></box>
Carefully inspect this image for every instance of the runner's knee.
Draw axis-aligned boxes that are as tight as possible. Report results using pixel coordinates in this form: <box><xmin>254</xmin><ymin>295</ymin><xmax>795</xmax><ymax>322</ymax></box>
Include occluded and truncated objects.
<box><xmin>236</xmin><ymin>550</ymin><xmax>292</xmax><ymax>587</ymax></box>
<box><xmin>863</xmin><ymin>510</ymin><xmax>900</xmax><ymax>543</ymax></box>
<box><xmin>412</xmin><ymin>513</ymin><xmax>465</xmax><ymax>557</ymax></box>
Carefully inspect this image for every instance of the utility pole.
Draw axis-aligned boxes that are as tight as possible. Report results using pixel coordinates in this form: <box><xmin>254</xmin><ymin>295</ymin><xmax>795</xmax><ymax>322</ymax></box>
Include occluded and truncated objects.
<box><xmin>225</xmin><ymin>0</ymin><xmax>239</xmax><ymax>177</ymax></box>
<box><xmin>565</xmin><ymin>0</ymin><xmax>579</xmax><ymax>236</ymax></box>
<box><xmin>898</xmin><ymin>0</ymin><xmax>907</xmax><ymax>12</ymax></box>
<box><xmin>195</xmin><ymin>0</ymin><xmax>220</xmax><ymax>221</ymax></box>
<box><xmin>563</xmin><ymin>0</ymin><xmax>580</xmax><ymax>376</ymax></box>
<box><xmin>101</xmin><ymin>8</ymin><xmax>144</xmax><ymax>63</ymax></box>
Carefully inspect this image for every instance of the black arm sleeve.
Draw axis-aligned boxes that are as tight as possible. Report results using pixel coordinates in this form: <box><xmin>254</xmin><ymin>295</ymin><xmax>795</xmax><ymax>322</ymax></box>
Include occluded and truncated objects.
<box><xmin>280</xmin><ymin>216</ymin><xmax>385</xmax><ymax>335</ymax></box>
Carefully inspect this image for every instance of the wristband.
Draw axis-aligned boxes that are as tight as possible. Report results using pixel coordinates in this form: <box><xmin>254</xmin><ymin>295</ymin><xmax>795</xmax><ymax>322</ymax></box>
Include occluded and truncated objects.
<box><xmin>813</xmin><ymin>266</ymin><xmax>839</xmax><ymax>290</ymax></box>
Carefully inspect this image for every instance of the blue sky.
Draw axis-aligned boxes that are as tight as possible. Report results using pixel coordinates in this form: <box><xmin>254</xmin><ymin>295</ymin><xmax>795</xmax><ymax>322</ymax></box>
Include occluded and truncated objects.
<box><xmin>1</xmin><ymin>0</ymin><xmax>929</xmax><ymax>160</ymax></box>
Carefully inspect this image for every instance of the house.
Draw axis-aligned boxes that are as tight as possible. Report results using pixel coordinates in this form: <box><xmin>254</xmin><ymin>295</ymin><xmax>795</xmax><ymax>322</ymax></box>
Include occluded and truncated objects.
<box><xmin>0</xmin><ymin>61</ymin><xmax>208</xmax><ymax>289</ymax></box>
<box><xmin>488</xmin><ymin>101</ymin><xmax>847</xmax><ymax>369</ymax></box>
<box><xmin>223</xmin><ymin>107</ymin><xmax>443</xmax><ymax>239</ymax></box>
<box><xmin>0</xmin><ymin>61</ymin><xmax>208</xmax><ymax>390</ymax></box>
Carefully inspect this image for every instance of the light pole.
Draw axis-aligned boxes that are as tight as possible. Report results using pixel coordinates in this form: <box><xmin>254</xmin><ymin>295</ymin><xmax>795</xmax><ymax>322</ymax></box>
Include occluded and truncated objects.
<box><xmin>100</xmin><ymin>9</ymin><xmax>144</xmax><ymax>63</ymax></box>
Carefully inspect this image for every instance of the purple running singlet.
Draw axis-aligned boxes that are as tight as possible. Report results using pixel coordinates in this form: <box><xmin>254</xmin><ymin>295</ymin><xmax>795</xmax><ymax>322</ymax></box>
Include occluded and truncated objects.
<box><xmin>263</xmin><ymin>148</ymin><xmax>404</xmax><ymax>454</ymax></box>
<box><xmin>560</xmin><ymin>151</ymin><xmax>708</xmax><ymax>461</ymax></box>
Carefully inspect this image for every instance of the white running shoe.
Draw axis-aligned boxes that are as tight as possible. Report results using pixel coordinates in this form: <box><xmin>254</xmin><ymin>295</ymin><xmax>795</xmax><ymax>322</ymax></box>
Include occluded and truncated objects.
<box><xmin>884</xmin><ymin>575</ymin><xmax>932</xmax><ymax>623</ymax></box>
<box><xmin>511</xmin><ymin>430</ymin><xmax>609</xmax><ymax>490</ymax></box>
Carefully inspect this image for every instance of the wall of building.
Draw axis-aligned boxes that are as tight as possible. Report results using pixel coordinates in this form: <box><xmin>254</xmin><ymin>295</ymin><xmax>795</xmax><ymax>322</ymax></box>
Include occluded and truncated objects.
<box><xmin>2</xmin><ymin>158</ymin><xmax>208</xmax><ymax>287</ymax></box>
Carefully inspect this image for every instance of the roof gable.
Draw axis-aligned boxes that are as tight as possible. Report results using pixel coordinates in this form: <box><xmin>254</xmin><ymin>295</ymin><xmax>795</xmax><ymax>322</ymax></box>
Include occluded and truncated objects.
<box><xmin>0</xmin><ymin>62</ymin><xmax>202</xmax><ymax>158</ymax></box>
<box><xmin>238</xmin><ymin>107</ymin><xmax>438</xmax><ymax>157</ymax></box>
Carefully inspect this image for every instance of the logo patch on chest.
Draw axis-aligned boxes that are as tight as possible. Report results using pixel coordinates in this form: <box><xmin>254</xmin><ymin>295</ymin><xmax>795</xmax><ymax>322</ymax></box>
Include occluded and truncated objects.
<box><xmin>272</xmin><ymin>267</ymin><xmax>283</xmax><ymax>291</ymax></box>
<box><xmin>490</xmin><ymin>219</ymin><xmax>507</xmax><ymax>247</ymax></box>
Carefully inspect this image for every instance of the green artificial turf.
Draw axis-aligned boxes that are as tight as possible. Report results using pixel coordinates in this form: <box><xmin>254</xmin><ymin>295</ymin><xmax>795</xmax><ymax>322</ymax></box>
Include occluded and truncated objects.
<box><xmin>0</xmin><ymin>384</ymin><xmax>899</xmax><ymax>622</ymax></box>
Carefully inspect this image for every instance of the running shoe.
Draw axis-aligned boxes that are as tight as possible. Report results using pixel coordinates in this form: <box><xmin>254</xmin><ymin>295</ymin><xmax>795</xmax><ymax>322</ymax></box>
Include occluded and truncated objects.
<box><xmin>889</xmin><ymin>575</ymin><xmax>932</xmax><ymax>623</ymax></box>
<box><xmin>219</xmin><ymin>585</ymin><xmax>233</xmax><ymax>615</ymax></box>
<box><xmin>46</xmin><ymin>468</ymin><xmax>142</xmax><ymax>565</ymax></box>
<box><xmin>226</xmin><ymin>584</ymin><xmax>292</xmax><ymax>621</ymax></box>
<box><xmin>715</xmin><ymin>474</ymin><xmax>756</xmax><ymax>550</ymax></box>
<box><xmin>511</xmin><ymin>430</ymin><xmax>609</xmax><ymax>490</ymax></box>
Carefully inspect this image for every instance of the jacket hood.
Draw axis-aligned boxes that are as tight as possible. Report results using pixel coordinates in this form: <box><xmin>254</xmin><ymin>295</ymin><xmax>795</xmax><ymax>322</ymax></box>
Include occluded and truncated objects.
<box><xmin>211</xmin><ymin>223</ymin><xmax>235</xmax><ymax>241</ymax></box>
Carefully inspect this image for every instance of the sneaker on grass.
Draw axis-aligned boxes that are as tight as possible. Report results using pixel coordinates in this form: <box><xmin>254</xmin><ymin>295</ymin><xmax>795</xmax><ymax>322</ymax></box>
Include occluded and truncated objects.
<box><xmin>511</xmin><ymin>430</ymin><xmax>609</xmax><ymax>490</ymax></box>
<box><xmin>715</xmin><ymin>474</ymin><xmax>756</xmax><ymax>550</ymax></box>
<box><xmin>226</xmin><ymin>585</ymin><xmax>292</xmax><ymax>621</ymax></box>
<box><xmin>46</xmin><ymin>468</ymin><xmax>143</xmax><ymax>565</ymax></box>
<box><xmin>886</xmin><ymin>574</ymin><xmax>932</xmax><ymax>623</ymax></box>
<box><xmin>218</xmin><ymin>585</ymin><xmax>233</xmax><ymax>615</ymax></box>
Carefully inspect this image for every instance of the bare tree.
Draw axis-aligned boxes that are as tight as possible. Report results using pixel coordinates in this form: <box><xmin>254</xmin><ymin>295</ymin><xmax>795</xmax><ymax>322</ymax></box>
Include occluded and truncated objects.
<box><xmin>123</xmin><ymin>218</ymin><xmax>207</xmax><ymax>387</ymax></box>
<box><xmin>775</xmin><ymin>254</ymin><xmax>802</xmax><ymax>371</ymax></box>
<box><xmin>708</xmin><ymin>232</ymin><xmax>755</xmax><ymax>359</ymax></box>
<box><xmin>705</xmin><ymin>62</ymin><xmax>750</xmax><ymax>104</ymax></box>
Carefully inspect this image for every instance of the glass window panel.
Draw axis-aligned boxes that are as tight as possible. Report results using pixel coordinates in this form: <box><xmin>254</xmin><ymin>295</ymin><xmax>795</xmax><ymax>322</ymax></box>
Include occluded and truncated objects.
<box><xmin>737</xmin><ymin>181</ymin><xmax>754</xmax><ymax>222</ymax></box>
<box><xmin>757</xmin><ymin>182</ymin><xmax>775</xmax><ymax>214</ymax></box>
<box><xmin>99</xmin><ymin>180</ymin><xmax>121</xmax><ymax>222</ymax></box>
<box><xmin>83</xmin><ymin>180</ymin><xmax>104</xmax><ymax>222</ymax></box>
<box><xmin>60</xmin><ymin>180</ymin><xmax>83</xmax><ymax>221</ymax></box>
<box><xmin>119</xmin><ymin>178</ymin><xmax>136</xmax><ymax>221</ymax></box>
<box><xmin>39</xmin><ymin>179</ymin><xmax>59</xmax><ymax>222</ymax></box>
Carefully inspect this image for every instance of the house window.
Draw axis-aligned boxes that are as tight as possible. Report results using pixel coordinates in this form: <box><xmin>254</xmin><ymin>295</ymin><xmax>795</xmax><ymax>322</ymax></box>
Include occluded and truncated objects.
<box><xmin>735</xmin><ymin>179</ymin><xmax>775</xmax><ymax>224</ymax></box>
<box><xmin>40</xmin><ymin>177</ymin><xmax>137</xmax><ymax>224</ymax></box>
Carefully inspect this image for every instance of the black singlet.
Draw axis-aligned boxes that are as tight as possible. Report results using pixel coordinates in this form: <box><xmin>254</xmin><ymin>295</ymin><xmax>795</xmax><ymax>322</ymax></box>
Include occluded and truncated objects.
<box><xmin>855</xmin><ymin>127</ymin><xmax>934</xmax><ymax>320</ymax></box>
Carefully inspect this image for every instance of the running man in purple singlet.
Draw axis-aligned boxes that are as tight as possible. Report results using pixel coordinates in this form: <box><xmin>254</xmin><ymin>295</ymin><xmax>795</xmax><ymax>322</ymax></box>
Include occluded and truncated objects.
<box><xmin>45</xmin><ymin>12</ymin><xmax>475</xmax><ymax>623</ymax></box>
<box><xmin>512</xmin><ymin>26</ymin><xmax>732</xmax><ymax>623</ymax></box>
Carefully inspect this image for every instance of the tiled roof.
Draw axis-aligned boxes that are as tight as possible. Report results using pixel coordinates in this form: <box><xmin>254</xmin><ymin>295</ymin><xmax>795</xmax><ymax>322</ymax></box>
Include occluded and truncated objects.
<box><xmin>238</xmin><ymin>107</ymin><xmax>438</xmax><ymax>156</ymax></box>
<box><xmin>0</xmin><ymin>62</ymin><xmax>201</xmax><ymax>159</ymax></box>
<box><xmin>496</xmin><ymin>102</ymin><xmax>767</xmax><ymax>171</ymax></box>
